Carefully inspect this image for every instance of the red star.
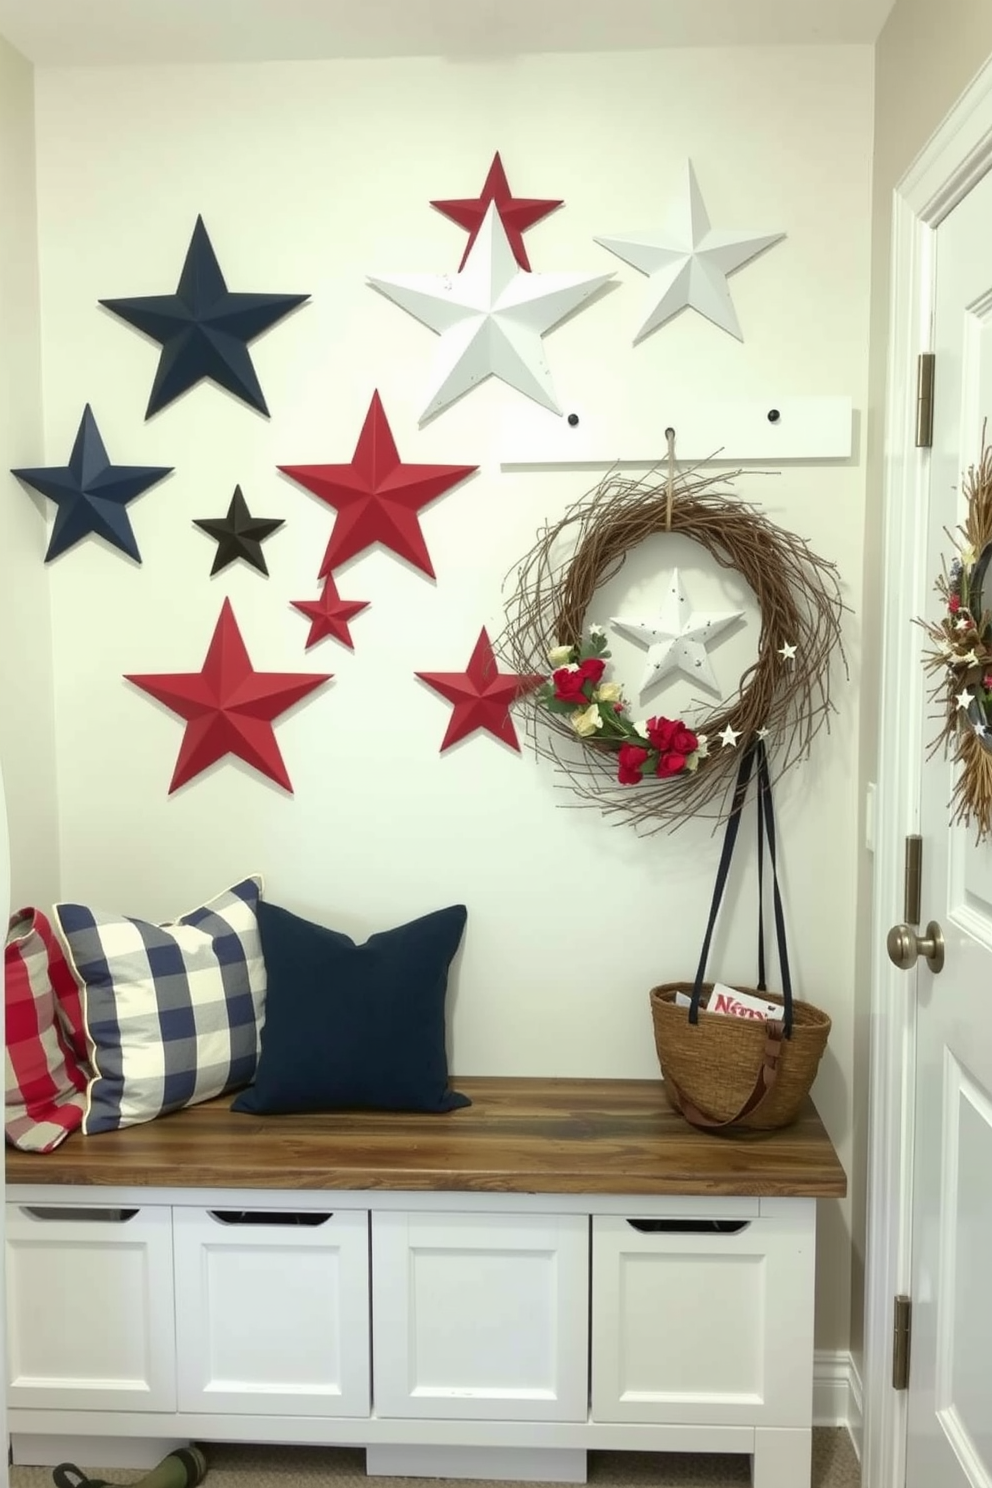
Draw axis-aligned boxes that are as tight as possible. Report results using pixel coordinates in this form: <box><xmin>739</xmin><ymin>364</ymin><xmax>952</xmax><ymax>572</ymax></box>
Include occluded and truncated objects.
<box><xmin>416</xmin><ymin>628</ymin><xmax>544</xmax><ymax>752</ymax></box>
<box><xmin>278</xmin><ymin>391</ymin><xmax>477</xmax><ymax>579</ymax></box>
<box><xmin>126</xmin><ymin>598</ymin><xmax>331</xmax><ymax>793</ymax></box>
<box><xmin>291</xmin><ymin>575</ymin><xmax>370</xmax><ymax>650</ymax></box>
<box><xmin>431</xmin><ymin>152</ymin><xmax>563</xmax><ymax>272</ymax></box>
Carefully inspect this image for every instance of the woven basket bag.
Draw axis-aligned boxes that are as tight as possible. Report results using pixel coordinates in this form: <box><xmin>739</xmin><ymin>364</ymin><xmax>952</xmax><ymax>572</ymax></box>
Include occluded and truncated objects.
<box><xmin>651</xmin><ymin>741</ymin><xmax>831</xmax><ymax>1133</ymax></box>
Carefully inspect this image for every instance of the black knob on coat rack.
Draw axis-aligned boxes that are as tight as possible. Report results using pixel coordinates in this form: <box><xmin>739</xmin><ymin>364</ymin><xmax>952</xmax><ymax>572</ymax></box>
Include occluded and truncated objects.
<box><xmin>767</xmin><ymin>409</ymin><xmax>781</xmax><ymax>423</ymax></box>
<box><xmin>567</xmin><ymin>413</ymin><xmax>579</xmax><ymax>427</ymax></box>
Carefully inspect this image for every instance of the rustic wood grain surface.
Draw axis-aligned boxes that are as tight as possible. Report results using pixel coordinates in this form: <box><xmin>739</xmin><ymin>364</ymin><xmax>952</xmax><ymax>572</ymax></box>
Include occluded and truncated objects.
<box><xmin>5</xmin><ymin>1078</ymin><xmax>846</xmax><ymax>1196</ymax></box>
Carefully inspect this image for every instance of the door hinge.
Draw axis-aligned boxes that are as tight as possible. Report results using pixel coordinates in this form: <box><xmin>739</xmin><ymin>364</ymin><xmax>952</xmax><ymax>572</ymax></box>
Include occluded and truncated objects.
<box><xmin>916</xmin><ymin>353</ymin><xmax>935</xmax><ymax>448</ymax></box>
<box><xmin>892</xmin><ymin>1294</ymin><xmax>912</xmax><ymax>1390</ymax></box>
<box><xmin>904</xmin><ymin>834</ymin><xmax>922</xmax><ymax>925</ymax></box>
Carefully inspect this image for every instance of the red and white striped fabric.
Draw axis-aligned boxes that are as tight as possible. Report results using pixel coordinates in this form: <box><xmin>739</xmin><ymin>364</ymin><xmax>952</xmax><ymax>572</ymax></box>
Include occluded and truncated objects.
<box><xmin>5</xmin><ymin>908</ymin><xmax>90</xmax><ymax>1152</ymax></box>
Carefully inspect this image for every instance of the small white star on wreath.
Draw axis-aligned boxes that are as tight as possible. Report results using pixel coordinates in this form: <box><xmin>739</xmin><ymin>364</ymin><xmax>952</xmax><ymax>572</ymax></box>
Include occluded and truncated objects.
<box><xmin>778</xmin><ymin>641</ymin><xmax>798</xmax><ymax>661</ymax></box>
<box><xmin>719</xmin><ymin>725</ymin><xmax>742</xmax><ymax>748</ymax></box>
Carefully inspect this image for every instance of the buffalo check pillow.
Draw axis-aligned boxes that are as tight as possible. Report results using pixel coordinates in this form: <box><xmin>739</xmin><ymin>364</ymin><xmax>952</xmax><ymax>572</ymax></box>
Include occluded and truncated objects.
<box><xmin>5</xmin><ymin>908</ymin><xmax>90</xmax><ymax>1152</ymax></box>
<box><xmin>53</xmin><ymin>876</ymin><xmax>266</xmax><ymax>1134</ymax></box>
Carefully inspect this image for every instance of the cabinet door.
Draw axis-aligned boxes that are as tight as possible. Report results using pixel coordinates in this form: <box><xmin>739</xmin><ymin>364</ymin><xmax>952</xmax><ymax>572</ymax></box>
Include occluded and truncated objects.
<box><xmin>174</xmin><ymin>1207</ymin><xmax>370</xmax><ymax>1416</ymax></box>
<box><xmin>6</xmin><ymin>1203</ymin><xmax>176</xmax><ymax>1411</ymax></box>
<box><xmin>372</xmin><ymin>1211</ymin><xmax>589</xmax><ymax>1421</ymax></box>
<box><xmin>591</xmin><ymin>1206</ymin><xmax>815</xmax><ymax>1427</ymax></box>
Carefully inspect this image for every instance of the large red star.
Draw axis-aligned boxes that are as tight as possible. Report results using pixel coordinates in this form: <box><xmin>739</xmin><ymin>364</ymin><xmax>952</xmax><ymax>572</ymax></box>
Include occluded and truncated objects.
<box><xmin>416</xmin><ymin>628</ymin><xmax>544</xmax><ymax>752</ymax></box>
<box><xmin>126</xmin><ymin>598</ymin><xmax>331</xmax><ymax>793</ymax></box>
<box><xmin>278</xmin><ymin>391</ymin><xmax>477</xmax><ymax>579</ymax></box>
<box><xmin>431</xmin><ymin>152</ymin><xmax>563</xmax><ymax>272</ymax></box>
<box><xmin>291</xmin><ymin>575</ymin><xmax>369</xmax><ymax>650</ymax></box>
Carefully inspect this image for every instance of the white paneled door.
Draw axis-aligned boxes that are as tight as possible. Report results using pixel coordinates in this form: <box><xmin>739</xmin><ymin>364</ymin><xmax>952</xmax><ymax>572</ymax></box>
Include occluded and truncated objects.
<box><xmin>904</xmin><ymin>166</ymin><xmax>992</xmax><ymax>1488</ymax></box>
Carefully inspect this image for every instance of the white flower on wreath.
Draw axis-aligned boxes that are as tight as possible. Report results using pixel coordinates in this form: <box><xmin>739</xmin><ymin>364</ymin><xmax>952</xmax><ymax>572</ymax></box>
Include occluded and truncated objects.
<box><xmin>548</xmin><ymin>645</ymin><xmax>574</xmax><ymax>668</ymax></box>
<box><xmin>571</xmin><ymin>703</ymin><xmax>602</xmax><ymax>737</ymax></box>
<box><xmin>595</xmin><ymin>682</ymin><xmax>622</xmax><ymax>703</ymax></box>
<box><xmin>634</xmin><ymin>719</ymin><xmax>649</xmax><ymax>739</ymax></box>
<box><xmin>962</xmin><ymin>543</ymin><xmax>978</xmax><ymax>567</ymax></box>
<box><xmin>684</xmin><ymin>734</ymin><xmax>709</xmax><ymax>772</ymax></box>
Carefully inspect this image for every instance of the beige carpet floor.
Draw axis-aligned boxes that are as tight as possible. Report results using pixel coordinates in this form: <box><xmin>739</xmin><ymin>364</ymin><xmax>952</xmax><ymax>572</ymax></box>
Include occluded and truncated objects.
<box><xmin>11</xmin><ymin>1432</ymin><xmax>860</xmax><ymax>1488</ymax></box>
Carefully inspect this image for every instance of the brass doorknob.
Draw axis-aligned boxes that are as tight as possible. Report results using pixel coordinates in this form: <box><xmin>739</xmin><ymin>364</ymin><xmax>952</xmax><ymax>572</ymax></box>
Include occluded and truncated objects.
<box><xmin>886</xmin><ymin>920</ymin><xmax>945</xmax><ymax>974</ymax></box>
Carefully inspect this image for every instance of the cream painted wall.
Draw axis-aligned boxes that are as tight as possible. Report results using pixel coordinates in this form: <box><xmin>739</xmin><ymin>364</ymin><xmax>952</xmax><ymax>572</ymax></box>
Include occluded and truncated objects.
<box><xmin>31</xmin><ymin>46</ymin><xmax>871</xmax><ymax>1350</ymax></box>
<box><xmin>0</xmin><ymin>35</ymin><xmax>60</xmax><ymax>911</ymax></box>
<box><xmin>850</xmin><ymin>0</ymin><xmax>992</xmax><ymax>1377</ymax></box>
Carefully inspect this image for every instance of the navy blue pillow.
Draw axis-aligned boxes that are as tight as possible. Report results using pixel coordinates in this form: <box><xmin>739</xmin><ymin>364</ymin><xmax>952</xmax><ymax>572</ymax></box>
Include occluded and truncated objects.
<box><xmin>232</xmin><ymin>901</ymin><xmax>469</xmax><ymax>1115</ymax></box>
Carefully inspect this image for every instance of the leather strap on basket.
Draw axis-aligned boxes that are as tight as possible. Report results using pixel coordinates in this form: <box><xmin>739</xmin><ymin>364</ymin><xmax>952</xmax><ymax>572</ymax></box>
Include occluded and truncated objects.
<box><xmin>665</xmin><ymin>1018</ymin><xmax>786</xmax><ymax>1130</ymax></box>
<box><xmin>689</xmin><ymin>740</ymin><xmax>793</xmax><ymax>1037</ymax></box>
<box><xmin>676</xmin><ymin>740</ymin><xmax>795</xmax><ymax>1131</ymax></box>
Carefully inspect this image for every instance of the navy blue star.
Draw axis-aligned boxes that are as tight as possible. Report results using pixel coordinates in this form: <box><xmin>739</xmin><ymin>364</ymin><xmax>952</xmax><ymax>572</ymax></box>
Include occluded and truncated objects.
<box><xmin>12</xmin><ymin>405</ymin><xmax>172</xmax><ymax>563</ymax></box>
<box><xmin>100</xmin><ymin>216</ymin><xmax>309</xmax><ymax>419</ymax></box>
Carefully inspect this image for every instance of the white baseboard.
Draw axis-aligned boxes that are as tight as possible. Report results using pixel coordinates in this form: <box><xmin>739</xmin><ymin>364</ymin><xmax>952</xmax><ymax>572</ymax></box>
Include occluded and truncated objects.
<box><xmin>813</xmin><ymin>1349</ymin><xmax>863</xmax><ymax>1458</ymax></box>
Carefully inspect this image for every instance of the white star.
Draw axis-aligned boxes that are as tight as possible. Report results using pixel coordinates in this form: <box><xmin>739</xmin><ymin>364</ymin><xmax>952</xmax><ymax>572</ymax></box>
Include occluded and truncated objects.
<box><xmin>955</xmin><ymin>617</ymin><xmax>971</xmax><ymax>631</ymax></box>
<box><xmin>610</xmin><ymin>569</ymin><xmax>742</xmax><ymax>697</ymax></box>
<box><xmin>955</xmin><ymin>690</ymin><xmax>973</xmax><ymax>711</ymax></box>
<box><xmin>963</xmin><ymin>649</ymin><xmax>981</xmax><ymax>667</ymax></box>
<box><xmin>719</xmin><ymin>724</ymin><xmax>741</xmax><ymax>748</ymax></box>
<box><xmin>778</xmin><ymin>642</ymin><xmax>797</xmax><ymax>661</ymax></box>
<box><xmin>757</xmin><ymin>726</ymin><xmax>770</xmax><ymax>740</ymax></box>
<box><xmin>368</xmin><ymin>202</ymin><xmax>613</xmax><ymax>424</ymax></box>
<box><xmin>594</xmin><ymin>161</ymin><xmax>784</xmax><ymax>344</ymax></box>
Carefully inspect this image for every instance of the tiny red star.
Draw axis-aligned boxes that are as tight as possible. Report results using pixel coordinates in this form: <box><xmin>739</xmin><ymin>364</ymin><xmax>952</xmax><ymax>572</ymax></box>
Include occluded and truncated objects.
<box><xmin>291</xmin><ymin>575</ymin><xmax>369</xmax><ymax>650</ymax></box>
<box><xmin>278</xmin><ymin>390</ymin><xmax>477</xmax><ymax>579</ymax></box>
<box><xmin>416</xmin><ymin>627</ymin><xmax>544</xmax><ymax>752</ymax></box>
<box><xmin>126</xmin><ymin>598</ymin><xmax>331</xmax><ymax>793</ymax></box>
<box><xmin>431</xmin><ymin>151</ymin><xmax>562</xmax><ymax>271</ymax></box>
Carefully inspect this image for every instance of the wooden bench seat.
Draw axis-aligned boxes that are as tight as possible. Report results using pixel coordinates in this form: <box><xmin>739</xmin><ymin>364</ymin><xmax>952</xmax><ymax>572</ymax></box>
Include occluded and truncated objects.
<box><xmin>5</xmin><ymin>1076</ymin><xmax>846</xmax><ymax>1197</ymax></box>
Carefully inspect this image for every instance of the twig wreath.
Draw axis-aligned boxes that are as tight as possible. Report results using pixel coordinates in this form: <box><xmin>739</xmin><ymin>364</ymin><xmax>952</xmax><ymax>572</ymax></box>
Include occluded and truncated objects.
<box><xmin>918</xmin><ymin>438</ymin><xmax>992</xmax><ymax>841</ymax></box>
<box><xmin>498</xmin><ymin>436</ymin><xmax>847</xmax><ymax>832</ymax></box>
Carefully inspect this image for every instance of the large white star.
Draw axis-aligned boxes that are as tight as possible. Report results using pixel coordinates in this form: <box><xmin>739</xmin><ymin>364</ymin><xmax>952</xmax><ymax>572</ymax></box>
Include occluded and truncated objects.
<box><xmin>368</xmin><ymin>202</ymin><xmax>613</xmax><ymax>424</ymax></box>
<box><xmin>611</xmin><ymin>569</ymin><xmax>743</xmax><ymax>697</ymax></box>
<box><xmin>594</xmin><ymin>160</ymin><xmax>784</xmax><ymax>344</ymax></box>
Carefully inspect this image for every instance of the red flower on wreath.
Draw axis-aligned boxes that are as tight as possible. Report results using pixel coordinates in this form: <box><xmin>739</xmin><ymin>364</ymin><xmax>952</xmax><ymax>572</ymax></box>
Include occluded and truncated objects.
<box><xmin>646</xmin><ymin>715</ymin><xmax>699</xmax><ymax>757</ymax></box>
<box><xmin>949</xmin><ymin>594</ymin><xmax>961</xmax><ymax>613</ymax></box>
<box><xmin>552</xmin><ymin>656</ymin><xmax>605</xmax><ymax>703</ymax></box>
<box><xmin>617</xmin><ymin>742</ymin><xmax>651</xmax><ymax>784</ymax></box>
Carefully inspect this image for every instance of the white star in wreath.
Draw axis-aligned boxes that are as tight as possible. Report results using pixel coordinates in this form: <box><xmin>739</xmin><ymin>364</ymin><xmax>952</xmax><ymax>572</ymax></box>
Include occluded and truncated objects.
<box><xmin>778</xmin><ymin>641</ymin><xmax>797</xmax><ymax>661</ymax></box>
<box><xmin>719</xmin><ymin>724</ymin><xmax>741</xmax><ymax>748</ymax></box>
<box><xmin>956</xmin><ymin>690</ymin><xmax>973</xmax><ymax>711</ymax></box>
<box><xmin>756</xmin><ymin>726</ymin><xmax>770</xmax><ymax>740</ymax></box>
<box><xmin>368</xmin><ymin>202</ymin><xmax>613</xmax><ymax>424</ymax></box>
<box><xmin>611</xmin><ymin>569</ymin><xmax>742</xmax><ymax>697</ymax></box>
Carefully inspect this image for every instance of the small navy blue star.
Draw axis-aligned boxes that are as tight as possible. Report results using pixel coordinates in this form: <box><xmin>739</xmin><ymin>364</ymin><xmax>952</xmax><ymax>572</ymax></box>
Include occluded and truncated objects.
<box><xmin>100</xmin><ymin>216</ymin><xmax>309</xmax><ymax>419</ymax></box>
<box><xmin>12</xmin><ymin>405</ymin><xmax>172</xmax><ymax>564</ymax></box>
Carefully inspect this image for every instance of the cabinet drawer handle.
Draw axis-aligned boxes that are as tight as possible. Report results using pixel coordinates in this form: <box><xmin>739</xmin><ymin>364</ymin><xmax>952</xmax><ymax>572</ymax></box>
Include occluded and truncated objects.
<box><xmin>21</xmin><ymin>1207</ymin><xmax>139</xmax><ymax>1223</ymax></box>
<box><xmin>208</xmin><ymin>1210</ymin><xmax>333</xmax><ymax>1227</ymax></box>
<box><xmin>625</xmin><ymin>1218</ymin><xmax>750</xmax><ymax>1235</ymax></box>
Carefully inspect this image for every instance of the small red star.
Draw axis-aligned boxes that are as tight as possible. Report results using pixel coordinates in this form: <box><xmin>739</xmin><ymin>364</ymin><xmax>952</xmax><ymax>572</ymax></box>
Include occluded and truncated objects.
<box><xmin>126</xmin><ymin>598</ymin><xmax>331</xmax><ymax>793</ymax></box>
<box><xmin>416</xmin><ymin>627</ymin><xmax>544</xmax><ymax>752</ymax></box>
<box><xmin>291</xmin><ymin>575</ymin><xmax>369</xmax><ymax>650</ymax></box>
<box><xmin>278</xmin><ymin>391</ymin><xmax>477</xmax><ymax>579</ymax></box>
<box><xmin>431</xmin><ymin>152</ymin><xmax>563</xmax><ymax>271</ymax></box>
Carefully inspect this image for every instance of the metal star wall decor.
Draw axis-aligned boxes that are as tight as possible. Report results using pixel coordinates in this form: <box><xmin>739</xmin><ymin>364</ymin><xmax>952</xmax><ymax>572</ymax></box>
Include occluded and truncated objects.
<box><xmin>416</xmin><ymin>627</ymin><xmax>544</xmax><ymax>752</ymax></box>
<box><xmin>431</xmin><ymin>152</ymin><xmax>562</xmax><ymax>271</ymax></box>
<box><xmin>126</xmin><ymin>598</ymin><xmax>331</xmax><ymax>793</ymax></box>
<box><xmin>611</xmin><ymin>569</ymin><xmax>743</xmax><ymax>697</ymax></box>
<box><xmin>595</xmin><ymin>160</ymin><xmax>784</xmax><ymax>344</ymax></box>
<box><xmin>368</xmin><ymin>202</ymin><xmax>613</xmax><ymax>423</ymax></box>
<box><xmin>278</xmin><ymin>390</ymin><xmax>477</xmax><ymax>578</ymax></box>
<box><xmin>194</xmin><ymin>485</ymin><xmax>284</xmax><ymax>576</ymax></box>
<box><xmin>100</xmin><ymin>216</ymin><xmax>309</xmax><ymax>418</ymax></box>
<box><xmin>12</xmin><ymin>404</ymin><xmax>172</xmax><ymax>563</ymax></box>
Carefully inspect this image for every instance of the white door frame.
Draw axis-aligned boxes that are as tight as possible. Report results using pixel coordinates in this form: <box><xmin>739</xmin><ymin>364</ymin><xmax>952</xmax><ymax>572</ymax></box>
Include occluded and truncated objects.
<box><xmin>864</xmin><ymin>51</ymin><xmax>992</xmax><ymax>1488</ymax></box>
